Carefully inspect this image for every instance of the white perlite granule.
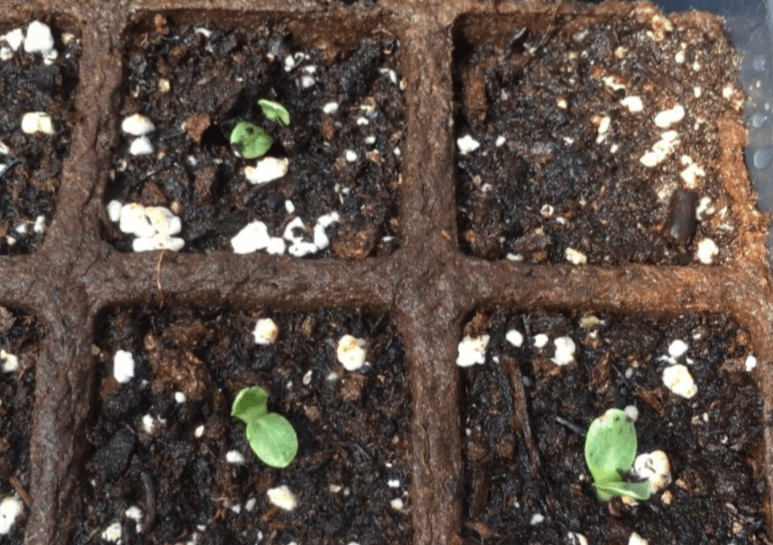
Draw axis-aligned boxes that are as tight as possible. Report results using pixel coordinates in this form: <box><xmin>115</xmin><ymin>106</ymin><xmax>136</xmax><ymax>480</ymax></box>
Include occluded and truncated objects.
<box><xmin>631</xmin><ymin>450</ymin><xmax>671</xmax><ymax>493</ymax></box>
<box><xmin>125</xmin><ymin>506</ymin><xmax>143</xmax><ymax>521</ymax></box>
<box><xmin>620</xmin><ymin>96</ymin><xmax>644</xmax><ymax>113</ymax></box>
<box><xmin>505</xmin><ymin>329</ymin><xmax>524</xmax><ymax>347</ymax></box>
<box><xmin>121</xmin><ymin>114</ymin><xmax>155</xmax><ymax>136</ymax></box>
<box><xmin>551</xmin><ymin>336</ymin><xmax>576</xmax><ymax>366</ymax></box>
<box><xmin>1</xmin><ymin>29</ymin><xmax>24</xmax><ymax>52</ymax></box>
<box><xmin>0</xmin><ymin>496</ymin><xmax>23</xmax><ymax>535</ymax></box>
<box><xmin>0</xmin><ymin>350</ymin><xmax>18</xmax><ymax>373</ymax></box>
<box><xmin>100</xmin><ymin>522</ymin><xmax>122</xmax><ymax>542</ymax></box>
<box><xmin>662</xmin><ymin>364</ymin><xmax>697</xmax><ymax>398</ymax></box>
<box><xmin>245</xmin><ymin>157</ymin><xmax>289</xmax><ymax>185</ymax></box>
<box><xmin>24</xmin><ymin>21</ymin><xmax>55</xmax><ymax>57</ymax></box>
<box><xmin>116</xmin><ymin>203</ymin><xmax>184</xmax><ymax>252</ymax></box>
<box><xmin>456</xmin><ymin>335</ymin><xmax>489</xmax><ymax>367</ymax></box>
<box><xmin>113</xmin><ymin>350</ymin><xmax>135</xmax><ymax>384</ymax></box>
<box><xmin>654</xmin><ymin>104</ymin><xmax>685</xmax><ymax>128</ymax></box>
<box><xmin>231</xmin><ymin>221</ymin><xmax>270</xmax><ymax>254</ymax></box>
<box><xmin>640</xmin><ymin>130</ymin><xmax>679</xmax><ymax>167</ymax></box>
<box><xmin>667</xmin><ymin>339</ymin><xmax>688</xmax><ymax>359</ymax></box>
<box><xmin>746</xmin><ymin>355</ymin><xmax>757</xmax><ymax>372</ymax></box>
<box><xmin>129</xmin><ymin>136</ymin><xmax>153</xmax><ymax>156</ymax></box>
<box><xmin>696</xmin><ymin>238</ymin><xmax>718</xmax><ymax>264</ymax></box>
<box><xmin>565</xmin><ymin>247</ymin><xmax>587</xmax><ymax>265</ymax></box>
<box><xmin>567</xmin><ymin>533</ymin><xmax>588</xmax><ymax>545</ymax></box>
<box><xmin>267</xmin><ymin>485</ymin><xmax>297</xmax><ymax>511</ymax></box>
<box><xmin>253</xmin><ymin>318</ymin><xmax>279</xmax><ymax>345</ymax></box>
<box><xmin>21</xmin><ymin>112</ymin><xmax>53</xmax><ymax>135</ymax></box>
<box><xmin>226</xmin><ymin>451</ymin><xmax>246</xmax><ymax>464</ymax></box>
<box><xmin>337</xmin><ymin>335</ymin><xmax>367</xmax><ymax>371</ymax></box>
<box><xmin>457</xmin><ymin>135</ymin><xmax>480</xmax><ymax>154</ymax></box>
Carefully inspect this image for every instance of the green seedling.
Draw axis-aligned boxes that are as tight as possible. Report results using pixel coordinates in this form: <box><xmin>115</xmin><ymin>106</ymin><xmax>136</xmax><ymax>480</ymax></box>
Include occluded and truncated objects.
<box><xmin>231</xmin><ymin>386</ymin><xmax>298</xmax><ymax>468</ymax></box>
<box><xmin>229</xmin><ymin>99</ymin><xmax>291</xmax><ymax>159</ymax></box>
<box><xmin>230</xmin><ymin>121</ymin><xmax>274</xmax><ymax>159</ymax></box>
<box><xmin>258</xmin><ymin>99</ymin><xmax>290</xmax><ymax>127</ymax></box>
<box><xmin>584</xmin><ymin>408</ymin><xmax>651</xmax><ymax>502</ymax></box>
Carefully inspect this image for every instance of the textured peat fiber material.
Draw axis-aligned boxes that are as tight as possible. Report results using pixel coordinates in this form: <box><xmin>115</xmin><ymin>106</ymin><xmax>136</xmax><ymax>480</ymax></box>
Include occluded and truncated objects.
<box><xmin>1</xmin><ymin>0</ymin><xmax>773</xmax><ymax>544</ymax></box>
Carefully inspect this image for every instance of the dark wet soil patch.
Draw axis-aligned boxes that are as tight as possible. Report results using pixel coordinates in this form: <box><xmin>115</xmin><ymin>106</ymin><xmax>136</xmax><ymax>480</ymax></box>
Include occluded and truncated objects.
<box><xmin>0</xmin><ymin>21</ymin><xmax>80</xmax><ymax>255</ymax></box>
<box><xmin>73</xmin><ymin>306</ymin><xmax>411</xmax><ymax>545</ymax></box>
<box><xmin>461</xmin><ymin>311</ymin><xmax>768</xmax><ymax>544</ymax></box>
<box><xmin>454</xmin><ymin>12</ymin><xmax>739</xmax><ymax>264</ymax></box>
<box><xmin>104</xmin><ymin>14</ymin><xmax>404</xmax><ymax>257</ymax></box>
<box><xmin>0</xmin><ymin>306</ymin><xmax>40</xmax><ymax>543</ymax></box>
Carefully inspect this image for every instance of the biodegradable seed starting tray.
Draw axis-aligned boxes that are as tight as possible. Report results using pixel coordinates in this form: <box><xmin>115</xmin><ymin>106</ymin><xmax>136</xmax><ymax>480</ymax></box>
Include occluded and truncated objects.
<box><xmin>1</xmin><ymin>1</ymin><xmax>773</xmax><ymax>544</ymax></box>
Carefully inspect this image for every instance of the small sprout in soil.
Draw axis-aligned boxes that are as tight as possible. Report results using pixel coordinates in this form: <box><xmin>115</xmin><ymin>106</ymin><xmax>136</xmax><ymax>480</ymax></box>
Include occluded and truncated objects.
<box><xmin>584</xmin><ymin>408</ymin><xmax>651</xmax><ymax>502</ymax></box>
<box><xmin>230</xmin><ymin>121</ymin><xmax>273</xmax><ymax>159</ymax></box>
<box><xmin>231</xmin><ymin>386</ymin><xmax>298</xmax><ymax>468</ymax></box>
<box><xmin>230</xmin><ymin>99</ymin><xmax>290</xmax><ymax>159</ymax></box>
<box><xmin>258</xmin><ymin>99</ymin><xmax>290</xmax><ymax>127</ymax></box>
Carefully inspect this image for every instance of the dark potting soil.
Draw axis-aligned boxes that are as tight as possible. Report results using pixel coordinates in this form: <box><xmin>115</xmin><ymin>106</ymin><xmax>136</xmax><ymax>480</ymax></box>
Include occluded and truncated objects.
<box><xmin>460</xmin><ymin>311</ymin><xmax>768</xmax><ymax>544</ymax></box>
<box><xmin>454</xmin><ymin>13</ymin><xmax>740</xmax><ymax>265</ymax></box>
<box><xmin>104</xmin><ymin>15</ymin><xmax>404</xmax><ymax>257</ymax></box>
<box><xmin>72</xmin><ymin>306</ymin><xmax>411</xmax><ymax>545</ymax></box>
<box><xmin>0</xmin><ymin>21</ymin><xmax>80</xmax><ymax>256</ymax></box>
<box><xmin>0</xmin><ymin>307</ymin><xmax>40</xmax><ymax>543</ymax></box>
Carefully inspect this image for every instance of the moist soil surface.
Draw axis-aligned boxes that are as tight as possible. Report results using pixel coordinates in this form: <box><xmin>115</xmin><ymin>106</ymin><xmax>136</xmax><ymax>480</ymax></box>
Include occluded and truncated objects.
<box><xmin>73</xmin><ymin>306</ymin><xmax>411</xmax><ymax>545</ymax></box>
<box><xmin>461</xmin><ymin>311</ymin><xmax>768</xmax><ymax>544</ymax></box>
<box><xmin>104</xmin><ymin>15</ymin><xmax>404</xmax><ymax>257</ymax></box>
<box><xmin>454</xmin><ymin>12</ymin><xmax>740</xmax><ymax>265</ymax></box>
<box><xmin>0</xmin><ymin>307</ymin><xmax>40</xmax><ymax>544</ymax></box>
<box><xmin>0</xmin><ymin>21</ymin><xmax>80</xmax><ymax>255</ymax></box>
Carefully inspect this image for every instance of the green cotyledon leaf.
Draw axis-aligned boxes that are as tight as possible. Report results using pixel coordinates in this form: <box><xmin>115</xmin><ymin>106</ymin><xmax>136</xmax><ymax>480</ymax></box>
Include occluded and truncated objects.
<box><xmin>584</xmin><ymin>409</ymin><xmax>638</xmax><ymax>486</ymax></box>
<box><xmin>230</xmin><ymin>121</ymin><xmax>273</xmax><ymax>159</ymax></box>
<box><xmin>231</xmin><ymin>386</ymin><xmax>269</xmax><ymax>425</ymax></box>
<box><xmin>246</xmin><ymin>412</ymin><xmax>298</xmax><ymax>468</ymax></box>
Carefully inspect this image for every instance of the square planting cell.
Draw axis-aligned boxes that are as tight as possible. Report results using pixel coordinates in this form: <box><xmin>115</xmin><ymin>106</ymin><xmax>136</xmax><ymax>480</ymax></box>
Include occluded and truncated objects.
<box><xmin>74</xmin><ymin>306</ymin><xmax>411</xmax><ymax>544</ymax></box>
<box><xmin>459</xmin><ymin>310</ymin><xmax>767</xmax><ymax>544</ymax></box>
<box><xmin>453</xmin><ymin>12</ymin><xmax>742</xmax><ymax>265</ymax></box>
<box><xmin>0</xmin><ymin>306</ymin><xmax>39</xmax><ymax>541</ymax></box>
<box><xmin>104</xmin><ymin>13</ymin><xmax>405</xmax><ymax>257</ymax></box>
<box><xmin>0</xmin><ymin>19</ymin><xmax>80</xmax><ymax>255</ymax></box>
